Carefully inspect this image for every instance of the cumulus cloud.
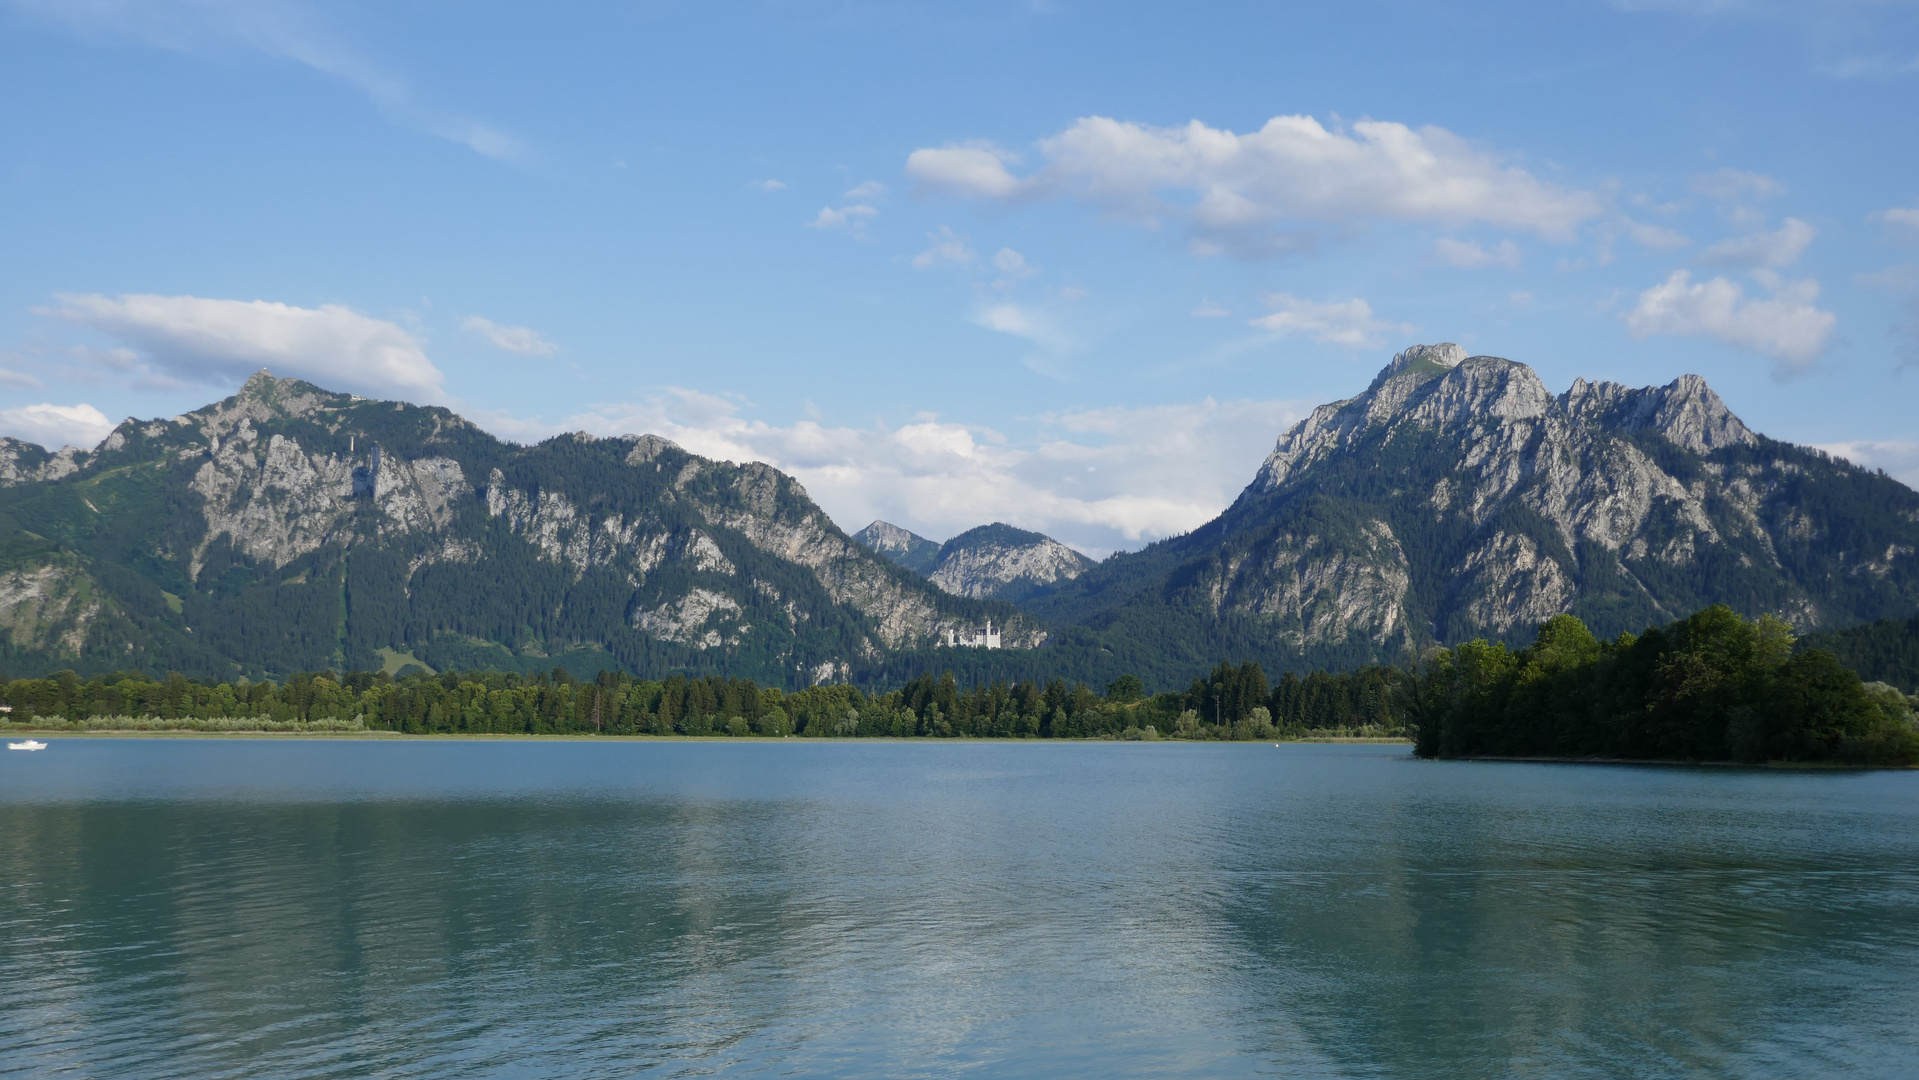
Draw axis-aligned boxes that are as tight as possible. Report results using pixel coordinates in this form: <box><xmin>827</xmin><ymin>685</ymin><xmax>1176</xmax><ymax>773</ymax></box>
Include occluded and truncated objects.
<box><xmin>912</xmin><ymin>226</ymin><xmax>976</xmax><ymax>268</ymax></box>
<box><xmin>461</xmin><ymin>316</ymin><xmax>558</xmax><ymax>357</ymax></box>
<box><xmin>1814</xmin><ymin>440</ymin><xmax>1919</xmax><ymax>489</ymax></box>
<box><xmin>1691</xmin><ymin>168</ymin><xmax>1782</xmax><ymax>201</ymax></box>
<box><xmin>748</xmin><ymin>178</ymin><xmax>787</xmax><ymax>191</ymax></box>
<box><xmin>908</xmin><ymin>114</ymin><xmax>1604</xmax><ymax>256</ymax></box>
<box><xmin>1191</xmin><ymin>300</ymin><xmax>1231</xmax><ymax>317</ymax></box>
<box><xmin>11</xmin><ymin>0</ymin><xmax>522</xmax><ymax>161</ymax></box>
<box><xmin>1250</xmin><ymin>294</ymin><xmax>1415</xmax><ymax>347</ymax></box>
<box><xmin>843</xmin><ymin>180</ymin><xmax>888</xmax><ymax>200</ymax></box>
<box><xmin>38</xmin><ymin>293</ymin><xmax>446</xmax><ymax>399</ymax></box>
<box><xmin>1699</xmin><ymin>217</ymin><xmax>1815</xmax><ymax>268</ymax></box>
<box><xmin>479</xmin><ymin>391</ymin><xmax>1312</xmax><ymax>554</ymax></box>
<box><xmin>1624</xmin><ymin>270</ymin><xmax>1836</xmax><ymax>375</ymax></box>
<box><xmin>1434</xmin><ymin>238</ymin><xmax>1522</xmax><ymax>269</ymax></box>
<box><xmin>809</xmin><ymin>204</ymin><xmax>879</xmax><ymax>232</ymax></box>
<box><xmin>0</xmin><ymin>402</ymin><xmax>115</xmax><ymax>450</ymax></box>
<box><xmin>905</xmin><ymin>144</ymin><xmax>1026</xmax><ymax>198</ymax></box>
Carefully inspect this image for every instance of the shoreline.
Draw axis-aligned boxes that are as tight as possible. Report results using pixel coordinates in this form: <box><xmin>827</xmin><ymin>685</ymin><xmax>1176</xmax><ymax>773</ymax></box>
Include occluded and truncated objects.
<box><xmin>1448</xmin><ymin>753</ymin><xmax>1914</xmax><ymax>770</ymax></box>
<box><xmin>4</xmin><ymin>728</ymin><xmax>1413</xmax><ymax>745</ymax></box>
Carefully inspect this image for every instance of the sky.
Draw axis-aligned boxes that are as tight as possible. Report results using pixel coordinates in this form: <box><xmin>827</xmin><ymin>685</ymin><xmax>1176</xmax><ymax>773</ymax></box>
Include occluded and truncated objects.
<box><xmin>2</xmin><ymin>0</ymin><xmax>1917</xmax><ymax>556</ymax></box>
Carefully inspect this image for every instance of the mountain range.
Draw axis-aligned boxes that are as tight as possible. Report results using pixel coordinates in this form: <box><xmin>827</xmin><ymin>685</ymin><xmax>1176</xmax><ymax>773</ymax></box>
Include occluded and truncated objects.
<box><xmin>3</xmin><ymin>344</ymin><xmax>1915</xmax><ymax>688</ymax></box>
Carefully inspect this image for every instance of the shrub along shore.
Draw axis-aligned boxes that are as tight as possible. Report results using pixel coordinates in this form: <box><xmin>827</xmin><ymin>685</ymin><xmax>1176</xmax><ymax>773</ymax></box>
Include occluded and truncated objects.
<box><xmin>4</xmin><ymin>605</ymin><xmax>1914</xmax><ymax>764</ymax></box>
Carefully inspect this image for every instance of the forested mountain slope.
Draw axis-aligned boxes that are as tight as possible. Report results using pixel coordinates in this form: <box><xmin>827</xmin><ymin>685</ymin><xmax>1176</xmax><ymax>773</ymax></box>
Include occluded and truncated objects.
<box><xmin>0</xmin><ymin>373</ymin><xmax>1036</xmax><ymax>683</ymax></box>
<box><xmin>1022</xmin><ymin>344</ymin><xmax>1919</xmax><ymax>673</ymax></box>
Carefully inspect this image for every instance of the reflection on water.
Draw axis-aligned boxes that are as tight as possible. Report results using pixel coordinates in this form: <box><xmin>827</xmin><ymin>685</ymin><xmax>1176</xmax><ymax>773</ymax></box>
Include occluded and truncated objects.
<box><xmin>0</xmin><ymin>741</ymin><xmax>1914</xmax><ymax>1078</ymax></box>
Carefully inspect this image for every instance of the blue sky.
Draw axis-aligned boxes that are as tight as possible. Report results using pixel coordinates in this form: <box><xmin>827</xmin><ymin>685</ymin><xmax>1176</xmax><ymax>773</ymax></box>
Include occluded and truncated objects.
<box><xmin>2</xmin><ymin>0</ymin><xmax>1917</xmax><ymax>554</ymax></box>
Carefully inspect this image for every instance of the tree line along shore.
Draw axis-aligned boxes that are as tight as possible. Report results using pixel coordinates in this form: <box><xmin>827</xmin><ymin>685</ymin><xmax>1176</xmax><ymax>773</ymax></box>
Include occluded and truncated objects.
<box><xmin>3</xmin><ymin>605</ymin><xmax>1915</xmax><ymax>765</ymax></box>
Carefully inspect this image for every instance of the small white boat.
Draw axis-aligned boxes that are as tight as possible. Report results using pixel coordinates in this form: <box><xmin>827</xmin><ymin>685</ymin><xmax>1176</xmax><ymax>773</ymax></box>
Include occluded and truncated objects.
<box><xmin>7</xmin><ymin>740</ymin><xmax>46</xmax><ymax>751</ymax></box>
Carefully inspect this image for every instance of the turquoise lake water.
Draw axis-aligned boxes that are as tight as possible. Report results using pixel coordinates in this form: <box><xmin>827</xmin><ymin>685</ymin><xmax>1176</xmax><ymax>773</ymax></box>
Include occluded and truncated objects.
<box><xmin>0</xmin><ymin>739</ymin><xmax>1914</xmax><ymax>1078</ymax></box>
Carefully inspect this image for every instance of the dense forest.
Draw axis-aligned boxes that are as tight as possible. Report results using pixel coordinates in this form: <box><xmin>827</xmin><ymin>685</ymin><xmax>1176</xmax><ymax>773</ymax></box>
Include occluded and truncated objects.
<box><xmin>8</xmin><ymin>603</ymin><xmax>1914</xmax><ymax>763</ymax></box>
<box><xmin>1410</xmin><ymin>606</ymin><xmax>1919</xmax><ymax>766</ymax></box>
<box><xmin>1799</xmin><ymin>615</ymin><xmax>1919</xmax><ymax>693</ymax></box>
<box><xmin>0</xmin><ymin>659</ymin><xmax>1405</xmax><ymax>741</ymax></box>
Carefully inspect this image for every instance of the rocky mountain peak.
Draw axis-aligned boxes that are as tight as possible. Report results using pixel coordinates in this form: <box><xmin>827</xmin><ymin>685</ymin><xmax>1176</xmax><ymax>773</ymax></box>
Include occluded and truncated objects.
<box><xmin>1251</xmin><ymin>346</ymin><xmax>1752</xmax><ymax>495</ymax></box>
<box><xmin>1028</xmin><ymin>343</ymin><xmax>1918</xmax><ymax>677</ymax></box>
<box><xmin>190</xmin><ymin>370</ymin><xmax>338</xmax><ymax>438</ymax></box>
<box><xmin>1561</xmin><ymin>373</ymin><xmax>1755</xmax><ymax>455</ymax></box>
<box><xmin>927</xmin><ymin>523</ymin><xmax>1094</xmax><ymax>603</ymax></box>
<box><xmin>852</xmin><ymin>520</ymin><xmax>942</xmax><ymax>574</ymax></box>
<box><xmin>1370</xmin><ymin>342</ymin><xmax>1466</xmax><ymax>388</ymax></box>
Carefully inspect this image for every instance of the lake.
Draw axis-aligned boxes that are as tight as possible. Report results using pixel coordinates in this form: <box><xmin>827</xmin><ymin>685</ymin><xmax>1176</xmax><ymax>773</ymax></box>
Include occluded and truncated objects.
<box><xmin>1</xmin><ymin>739</ymin><xmax>1914</xmax><ymax>1078</ymax></box>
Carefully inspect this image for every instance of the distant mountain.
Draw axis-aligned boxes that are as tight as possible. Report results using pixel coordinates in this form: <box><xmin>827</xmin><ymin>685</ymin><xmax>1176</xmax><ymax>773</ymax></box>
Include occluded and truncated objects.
<box><xmin>926</xmin><ymin>523</ymin><xmax>1095</xmax><ymax>604</ymax></box>
<box><xmin>852</xmin><ymin>520</ymin><xmax>942</xmax><ymax>574</ymax></box>
<box><xmin>1022</xmin><ymin>343</ymin><xmax>1919</xmax><ymax>673</ymax></box>
<box><xmin>853</xmin><ymin>519</ymin><xmax>1096</xmax><ymax>603</ymax></box>
<box><xmin>0</xmin><ymin>373</ymin><xmax>1040</xmax><ymax>683</ymax></box>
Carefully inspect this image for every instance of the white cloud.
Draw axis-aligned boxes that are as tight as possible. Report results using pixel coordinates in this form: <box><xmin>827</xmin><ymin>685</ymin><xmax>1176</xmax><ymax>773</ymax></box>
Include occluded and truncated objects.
<box><xmin>991</xmin><ymin>247</ymin><xmax>1037</xmax><ymax>286</ymax></box>
<box><xmin>1626</xmin><ymin>219</ymin><xmax>1691</xmax><ymax>250</ymax></box>
<box><xmin>1624</xmin><ymin>270</ymin><xmax>1836</xmax><ymax>375</ymax></box>
<box><xmin>1434</xmin><ymin>238</ymin><xmax>1522</xmax><ymax>270</ymax></box>
<box><xmin>1879</xmin><ymin>207</ymin><xmax>1919</xmax><ymax>230</ymax></box>
<box><xmin>479</xmin><ymin>390</ymin><xmax>1312</xmax><ymax>555</ymax></box>
<box><xmin>1191</xmin><ymin>300</ymin><xmax>1230</xmax><ymax>317</ymax></box>
<box><xmin>11</xmin><ymin>0</ymin><xmax>522</xmax><ymax>161</ymax></box>
<box><xmin>843</xmin><ymin>180</ymin><xmax>888</xmax><ymax>200</ymax></box>
<box><xmin>1250</xmin><ymin>294</ymin><xmax>1415</xmax><ymax>347</ymax></box>
<box><xmin>972</xmin><ymin>303</ymin><xmax>1074</xmax><ymax>353</ymax></box>
<box><xmin>904</xmin><ymin>143</ymin><xmax>1026</xmax><ymax>198</ymax></box>
<box><xmin>749</xmin><ymin>179</ymin><xmax>787</xmax><ymax>192</ymax></box>
<box><xmin>1700</xmin><ymin>217</ymin><xmax>1815</xmax><ymax>268</ymax></box>
<box><xmin>0</xmin><ymin>402</ymin><xmax>114</xmax><ymax>451</ymax></box>
<box><xmin>1691</xmin><ymin>168</ymin><xmax>1783</xmax><ymax>201</ymax></box>
<box><xmin>0</xmin><ymin>366</ymin><xmax>44</xmax><ymax>389</ymax></box>
<box><xmin>908</xmin><ymin>114</ymin><xmax>1604</xmax><ymax>256</ymax></box>
<box><xmin>461</xmin><ymin>316</ymin><xmax>558</xmax><ymax>357</ymax></box>
<box><xmin>38</xmin><ymin>293</ymin><xmax>446</xmax><ymax>399</ymax></box>
<box><xmin>1813</xmin><ymin>440</ymin><xmax>1919</xmax><ymax>489</ymax></box>
<box><xmin>911</xmin><ymin>226</ymin><xmax>975</xmax><ymax>268</ymax></box>
<box><xmin>808</xmin><ymin>204</ymin><xmax>879</xmax><ymax>231</ymax></box>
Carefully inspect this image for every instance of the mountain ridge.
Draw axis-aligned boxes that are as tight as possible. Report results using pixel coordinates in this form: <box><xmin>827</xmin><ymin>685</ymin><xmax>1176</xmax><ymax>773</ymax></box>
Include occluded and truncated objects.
<box><xmin>1019</xmin><ymin>344</ymin><xmax>1919</xmax><ymax>672</ymax></box>
<box><xmin>0</xmin><ymin>372</ymin><xmax>1040</xmax><ymax>685</ymax></box>
<box><xmin>4</xmin><ymin>348</ymin><xmax>1915</xmax><ymax>688</ymax></box>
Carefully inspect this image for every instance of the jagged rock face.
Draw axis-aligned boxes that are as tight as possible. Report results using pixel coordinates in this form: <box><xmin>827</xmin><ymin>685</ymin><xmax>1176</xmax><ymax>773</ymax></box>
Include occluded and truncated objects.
<box><xmin>0</xmin><ymin>371</ymin><xmax>1037</xmax><ymax>682</ymax></box>
<box><xmin>1027</xmin><ymin>344</ymin><xmax>1919</xmax><ymax>666</ymax></box>
<box><xmin>852</xmin><ymin>520</ymin><xmax>941</xmax><ymax>574</ymax></box>
<box><xmin>0</xmin><ymin>439</ymin><xmax>83</xmax><ymax>486</ymax></box>
<box><xmin>923</xmin><ymin>523</ymin><xmax>1094</xmax><ymax>603</ymax></box>
<box><xmin>0</xmin><ymin>564</ymin><xmax>100</xmax><ymax>656</ymax></box>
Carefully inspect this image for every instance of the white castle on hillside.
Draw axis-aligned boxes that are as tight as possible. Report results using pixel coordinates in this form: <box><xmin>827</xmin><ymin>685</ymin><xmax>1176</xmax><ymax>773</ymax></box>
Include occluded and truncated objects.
<box><xmin>942</xmin><ymin>620</ymin><xmax>1001</xmax><ymax>649</ymax></box>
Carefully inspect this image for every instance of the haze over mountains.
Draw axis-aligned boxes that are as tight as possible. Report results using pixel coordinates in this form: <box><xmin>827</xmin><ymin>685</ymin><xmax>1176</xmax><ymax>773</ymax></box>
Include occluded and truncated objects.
<box><xmin>3</xmin><ymin>345</ymin><xmax>1914</xmax><ymax>688</ymax></box>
